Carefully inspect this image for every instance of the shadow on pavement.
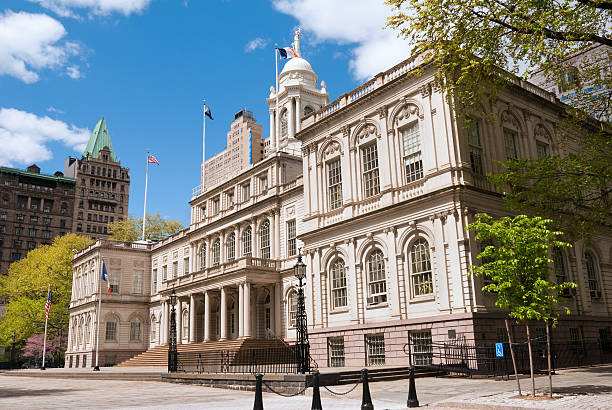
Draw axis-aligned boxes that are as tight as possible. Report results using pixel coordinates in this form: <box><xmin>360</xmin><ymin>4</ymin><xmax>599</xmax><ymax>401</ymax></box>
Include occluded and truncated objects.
<box><xmin>0</xmin><ymin>388</ymin><xmax>78</xmax><ymax>398</ymax></box>
<box><xmin>553</xmin><ymin>384</ymin><xmax>612</xmax><ymax>395</ymax></box>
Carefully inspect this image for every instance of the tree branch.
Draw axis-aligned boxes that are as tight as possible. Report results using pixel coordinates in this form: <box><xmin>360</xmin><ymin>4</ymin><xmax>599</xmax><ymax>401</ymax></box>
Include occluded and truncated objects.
<box><xmin>575</xmin><ymin>0</ymin><xmax>612</xmax><ymax>10</ymax></box>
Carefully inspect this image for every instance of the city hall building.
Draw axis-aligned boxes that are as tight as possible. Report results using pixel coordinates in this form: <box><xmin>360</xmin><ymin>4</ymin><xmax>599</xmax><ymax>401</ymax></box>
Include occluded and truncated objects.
<box><xmin>65</xmin><ymin>34</ymin><xmax>612</xmax><ymax>369</ymax></box>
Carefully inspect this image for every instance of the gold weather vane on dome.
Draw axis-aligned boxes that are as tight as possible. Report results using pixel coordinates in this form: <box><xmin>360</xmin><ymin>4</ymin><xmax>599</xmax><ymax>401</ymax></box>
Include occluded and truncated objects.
<box><xmin>293</xmin><ymin>28</ymin><xmax>301</xmax><ymax>57</ymax></box>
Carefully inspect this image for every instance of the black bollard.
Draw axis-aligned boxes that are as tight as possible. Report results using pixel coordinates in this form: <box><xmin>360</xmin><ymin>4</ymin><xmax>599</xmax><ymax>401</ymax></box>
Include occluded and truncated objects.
<box><xmin>361</xmin><ymin>368</ymin><xmax>374</xmax><ymax>410</ymax></box>
<box><xmin>311</xmin><ymin>370</ymin><xmax>322</xmax><ymax>410</ymax></box>
<box><xmin>406</xmin><ymin>366</ymin><xmax>419</xmax><ymax>408</ymax></box>
<box><xmin>253</xmin><ymin>373</ymin><xmax>264</xmax><ymax>410</ymax></box>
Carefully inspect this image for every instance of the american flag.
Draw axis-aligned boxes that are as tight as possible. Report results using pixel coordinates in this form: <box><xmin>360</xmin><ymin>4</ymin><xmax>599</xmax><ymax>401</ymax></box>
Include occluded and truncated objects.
<box><xmin>147</xmin><ymin>154</ymin><xmax>159</xmax><ymax>165</ymax></box>
<box><xmin>44</xmin><ymin>290</ymin><xmax>51</xmax><ymax>319</ymax></box>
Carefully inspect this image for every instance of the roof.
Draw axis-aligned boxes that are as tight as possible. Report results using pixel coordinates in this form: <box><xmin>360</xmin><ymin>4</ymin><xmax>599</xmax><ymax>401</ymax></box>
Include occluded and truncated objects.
<box><xmin>82</xmin><ymin>117</ymin><xmax>117</xmax><ymax>162</ymax></box>
<box><xmin>0</xmin><ymin>166</ymin><xmax>76</xmax><ymax>184</ymax></box>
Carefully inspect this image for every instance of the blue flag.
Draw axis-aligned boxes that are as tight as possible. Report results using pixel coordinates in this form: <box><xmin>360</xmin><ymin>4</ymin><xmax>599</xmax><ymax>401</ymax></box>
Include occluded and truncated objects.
<box><xmin>101</xmin><ymin>262</ymin><xmax>111</xmax><ymax>297</ymax></box>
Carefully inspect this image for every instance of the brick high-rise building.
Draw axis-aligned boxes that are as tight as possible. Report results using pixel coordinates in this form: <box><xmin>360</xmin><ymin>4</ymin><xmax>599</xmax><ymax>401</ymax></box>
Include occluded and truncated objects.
<box><xmin>0</xmin><ymin>164</ymin><xmax>76</xmax><ymax>275</ymax></box>
<box><xmin>64</xmin><ymin>117</ymin><xmax>130</xmax><ymax>240</ymax></box>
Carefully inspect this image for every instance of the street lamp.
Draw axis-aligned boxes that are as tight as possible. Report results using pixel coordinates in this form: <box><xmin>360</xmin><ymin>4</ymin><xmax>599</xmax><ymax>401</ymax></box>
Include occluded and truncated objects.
<box><xmin>293</xmin><ymin>252</ymin><xmax>310</xmax><ymax>374</ymax></box>
<box><xmin>168</xmin><ymin>287</ymin><xmax>178</xmax><ymax>373</ymax></box>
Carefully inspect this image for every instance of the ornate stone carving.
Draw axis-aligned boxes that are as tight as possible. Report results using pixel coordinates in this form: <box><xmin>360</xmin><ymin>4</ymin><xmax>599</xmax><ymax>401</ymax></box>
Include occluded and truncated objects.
<box><xmin>501</xmin><ymin>110</ymin><xmax>519</xmax><ymax>129</ymax></box>
<box><xmin>378</xmin><ymin>106</ymin><xmax>388</xmax><ymax>120</ymax></box>
<box><xmin>419</xmin><ymin>84</ymin><xmax>431</xmax><ymax>98</ymax></box>
<box><xmin>430</xmin><ymin>80</ymin><xmax>441</xmax><ymax>92</ymax></box>
<box><xmin>341</xmin><ymin>125</ymin><xmax>350</xmax><ymax>138</ymax></box>
<box><xmin>323</xmin><ymin>141</ymin><xmax>341</xmax><ymax>157</ymax></box>
<box><xmin>395</xmin><ymin>103</ymin><xmax>420</xmax><ymax>123</ymax></box>
<box><xmin>357</xmin><ymin>124</ymin><xmax>378</xmax><ymax>142</ymax></box>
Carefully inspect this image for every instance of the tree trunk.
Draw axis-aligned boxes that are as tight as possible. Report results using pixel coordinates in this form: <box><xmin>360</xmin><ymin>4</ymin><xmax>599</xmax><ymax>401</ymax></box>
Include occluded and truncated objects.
<box><xmin>526</xmin><ymin>324</ymin><xmax>536</xmax><ymax>397</ymax></box>
<box><xmin>506</xmin><ymin>319</ymin><xmax>522</xmax><ymax>396</ymax></box>
<box><xmin>546</xmin><ymin>321</ymin><xmax>553</xmax><ymax>398</ymax></box>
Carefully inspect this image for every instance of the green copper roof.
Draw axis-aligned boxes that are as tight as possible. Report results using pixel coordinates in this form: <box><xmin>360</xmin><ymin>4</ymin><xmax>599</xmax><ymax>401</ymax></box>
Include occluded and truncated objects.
<box><xmin>82</xmin><ymin>117</ymin><xmax>117</xmax><ymax>162</ymax></box>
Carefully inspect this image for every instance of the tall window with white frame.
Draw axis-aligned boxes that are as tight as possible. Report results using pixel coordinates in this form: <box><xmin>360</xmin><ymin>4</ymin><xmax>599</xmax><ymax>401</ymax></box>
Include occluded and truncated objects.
<box><xmin>105</xmin><ymin>318</ymin><xmax>117</xmax><ymax>341</ymax></box>
<box><xmin>227</xmin><ymin>232</ymin><xmax>236</xmax><ymax>260</ymax></box>
<box><xmin>361</xmin><ymin>143</ymin><xmax>380</xmax><ymax>198</ymax></box>
<box><xmin>585</xmin><ymin>251</ymin><xmax>601</xmax><ymax>298</ymax></box>
<box><xmin>152</xmin><ymin>268</ymin><xmax>158</xmax><ymax>293</ymax></box>
<box><xmin>259</xmin><ymin>220</ymin><xmax>270</xmax><ymax>259</ymax></box>
<box><xmin>503</xmin><ymin>129</ymin><xmax>519</xmax><ymax>160</ymax></box>
<box><xmin>367</xmin><ymin>250</ymin><xmax>387</xmax><ymax>303</ymax></box>
<box><xmin>182</xmin><ymin>311</ymin><xmax>189</xmax><ymax>339</ymax></box>
<box><xmin>401</xmin><ymin>122</ymin><xmax>423</xmax><ymax>183</ymax></box>
<box><xmin>288</xmin><ymin>290</ymin><xmax>298</xmax><ymax>328</ymax></box>
<box><xmin>242</xmin><ymin>227</ymin><xmax>252</xmax><ymax>256</ymax></box>
<box><xmin>212</xmin><ymin>239</ymin><xmax>220</xmax><ymax>266</ymax></box>
<box><xmin>150</xmin><ymin>316</ymin><xmax>157</xmax><ymax>342</ymax></box>
<box><xmin>130</xmin><ymin>318</ymin><xmax>141</xmax><ymax>341</ymax></box>
<box><xmin>199</xmin><ymin>243</ymin><xmax>207</xmax><ymax>269</ymax></box>
<box><xmin>110</xmin><ymin>271</ymin><xmax>120</xmax><ymax>294</ymax></box>
<box><xmin>468</xmin><ymin>120</ymin><xmax>484</xmax><ymax>175</ymax></box>
<box><xmin>132</xmin><ymin>270</ymin><xmax>143</xmax><ymax>295</ymax></box>
<box><xmin>331</xmin><ymin>259</ymin><xmax>347</xmax><ymax>309</ymax></box>
<box><xmin>287</xmin><ymin>220</ymin><xmax>296</xmax><ymax>257</ymax></box>
<box><xmin>410</xmin><ymin>238</ymin><xmax>433</xmax><ymax>296</ymax></box>
<box><xmin>327</xmin><ymin>158</ymin><xmax>343</xmax><ymax>210</ymax></box>
<box><xmin>553</xmin><ymin>247</ymin><xmax>567</xmax><ymax>284</ymax></box>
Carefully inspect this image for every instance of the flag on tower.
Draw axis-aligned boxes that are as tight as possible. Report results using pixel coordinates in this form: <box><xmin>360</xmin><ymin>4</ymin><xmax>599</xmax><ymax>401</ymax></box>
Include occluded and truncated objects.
<box><xmin>147</xmin><ymin>154</ymin><xmax>159</xmax><ymax>165</ymax></box>
<box><xmin>277</xmin><ymin>47</ymin><xmax>297</xmax><ymax>59</ymax></box>
<box><xmin>101</xmin><ymin>262</ymin><xmax>112</xmax><ymax>297</ymax></box>
<box><xmin>44</xmin><ymin>289</ymin><xmax>51</xmax><ymax>319</ymax></box>
<box><xmin>204</xmin><ymin>105</ymin><xmax>213</xmax><ymax>120</ymax></box>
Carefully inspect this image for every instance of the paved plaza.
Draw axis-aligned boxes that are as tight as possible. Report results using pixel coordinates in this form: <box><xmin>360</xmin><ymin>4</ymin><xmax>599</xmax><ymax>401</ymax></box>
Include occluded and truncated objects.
<box><xmin>1</xmin><ymin>366</ymin><xmax>611</xmax><ymax>409</ymax></box>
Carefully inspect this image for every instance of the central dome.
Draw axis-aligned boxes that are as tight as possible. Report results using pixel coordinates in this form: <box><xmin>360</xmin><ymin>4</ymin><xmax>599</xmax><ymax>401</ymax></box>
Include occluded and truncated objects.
<box><xmin>281</xmin><ymin>57</ymin><xmax>314</xmax><ymax>74</ymax></box>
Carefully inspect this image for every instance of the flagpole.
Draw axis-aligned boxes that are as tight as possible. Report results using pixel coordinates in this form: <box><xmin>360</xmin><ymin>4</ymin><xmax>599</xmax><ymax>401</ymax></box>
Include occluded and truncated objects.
<box><xmin>94</xmin><ymin>258</ymin><xmax>102</xmax><ymax>371</ymax></box>
<box><xmin>142</xmin><ymin>151</ymin><xmax>149</xmax><ymax>240</ymax></box>
<box><xmin>202</xmin><ymin>100</ymin><xmax>206</xmax><ymax>189</ymax></box>
<box><xmin>274</xmin><ymin>44</ymin><xmax>279</xmax><ymax>152</ymax></box>
<box><xmin>41</xmin><ymin>284</ymin><xmax>49</xmax><ymax>370</ymax></box>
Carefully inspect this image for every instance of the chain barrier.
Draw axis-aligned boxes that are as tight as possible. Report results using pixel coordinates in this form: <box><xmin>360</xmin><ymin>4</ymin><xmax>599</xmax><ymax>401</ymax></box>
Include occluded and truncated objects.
<box><xmin>261</xmin><ymin>379</ymin><xmax>311</xmax><ymax>398</ymax></box>
<box><xmin>322</xmin><ymin>379</ymin><xmax>361</xmax><ymax>396</ymax></box>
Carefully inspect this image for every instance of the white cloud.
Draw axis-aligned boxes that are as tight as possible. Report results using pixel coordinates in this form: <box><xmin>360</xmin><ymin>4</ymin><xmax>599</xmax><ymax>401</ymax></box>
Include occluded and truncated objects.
<box><xmin>0</xmin><ymin>107</ymin><xmax>90</xmax><ymax>167</ymax></box>
<box><xmin>0</xmin><ymin>10</ymin><xmax>81</xmax><ymax>83</ymax></box>
<box><xmin>28</xmin><ymin>0</ymin><xmax>153</xmax><ymax>18</ymax></box>
<box><xmin>47</xmin><ymin>106</ymin><xmax>65</xmax><ymax>114</ymax></box>
<box><xmin>245</xmin><ymin>37</ymin><xmax>269</xmax><ymax>53</ymax></box>
<box><xmin>272</xmin><ymin>0</ymin><xmax>412</xmax><ymax>80</ymax></box>
<box><xmin>66</xmin><ymin>64</ymin><xmax>82</xmax><ymax>79</ymax></box>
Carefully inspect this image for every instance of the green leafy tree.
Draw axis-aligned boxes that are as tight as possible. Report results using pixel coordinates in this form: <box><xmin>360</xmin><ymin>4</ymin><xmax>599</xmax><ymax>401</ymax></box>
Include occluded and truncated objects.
<box><xmin>0</xmin><ymin>234</ymin><xmax>93</xmax><ymax>352</ymax></box>
<box><xmin>386</xmin><ymin>0</ymin><xmax>612</xmax><ymax>237</ymax></box>
<box><xmin>108</xmin><ymin>213</ymin><xmax>184</xmax><ymax>242</ymax></box>
<box><xmin>467</xmin><ymin>214</ymin><xmax>577</xmax><ymax>397</ymax></box>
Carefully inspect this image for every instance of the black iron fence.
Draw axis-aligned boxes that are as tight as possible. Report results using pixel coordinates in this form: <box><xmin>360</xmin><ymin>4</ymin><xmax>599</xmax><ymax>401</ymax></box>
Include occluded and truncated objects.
<box><xmin>175</xmin><ymin>345</ymin><xmax>317</xmax><ymax>374</ymax></box>
<box><xmin>405</xmin><ymin>338</ymin><xmax>612</xmax><ymax>377</ymax></box>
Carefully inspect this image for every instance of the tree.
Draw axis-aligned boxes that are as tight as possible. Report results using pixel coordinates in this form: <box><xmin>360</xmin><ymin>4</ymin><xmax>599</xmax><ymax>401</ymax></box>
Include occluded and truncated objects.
<box><xmin>0</xmin><ymin>234</ymin><xmax>93</xmax><ymax>352</ymax></box>
<box><xmin>386</xmin><ymin>0</ymin><xmax>612</xmax><ymax>237</ymax></box>
<box><xmin>108</xmin><ymin>213</ymin><xmax>184</xmax><ymax>242</ymax></box>
<box><xmin>466</xmin><ymin>214</ymin><xmax>577</xmax><ymax>398</ymax></box>
<box><xmin>23</xmin><ymin>332</ymin><xmax>67</xmax><ymax>367</ymax></box>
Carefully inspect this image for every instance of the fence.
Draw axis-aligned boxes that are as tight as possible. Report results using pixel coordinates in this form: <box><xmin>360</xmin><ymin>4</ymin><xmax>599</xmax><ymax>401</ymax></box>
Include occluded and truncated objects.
<box><xmin>405</xmin><ymin>338</ymin><xmax>612</xmax><ymax>378</ymax></box>
<box><xmin>175</xmin><ymin>345</ymin><xmax>316</xmax><ymax>374</ymax></box>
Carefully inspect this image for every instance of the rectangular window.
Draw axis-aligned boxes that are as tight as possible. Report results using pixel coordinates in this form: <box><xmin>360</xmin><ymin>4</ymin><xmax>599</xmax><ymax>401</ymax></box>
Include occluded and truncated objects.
<box><xmin>365</xmin><ymin>334</ymin><xmax>386</xmax><ymax>366</ymax></box>
<box><xmin>361</xmin><ymin>143</ymin><xmax>380</xmax><ymax>198</ymax></box>
<box><xmin>172</xmin><ymin>261</ymin><xmax>178</xmax><ymax>278</ymax></box>
<box><xmin>259</xmin><ymin>175</ymin><xmax>268</xmax><ymax>192</ymax></box>
<box><xmin>183</xmin><ymin>258</ymin><xmax>189</xmax><ymax>275</ymax></box>
<box><xmin>328</xmin><ymin>337</ymin><xmax>345</xmax><ymax>368</ymax></box>
<box><xmin>242</xmin><ymin>183</ymin><xmax>250</xmax><ymax>201</ymax></box>
<box><xmin>536</xmin><ymin>141</ymin><xmax>549</xmax><ymax>159</ymax></box>
<box><xmin>467</xmin><ymin>121</ymin><xmax>484</xmax><ymax>175</ymax></box>
<box><xmin>162</xmin><ymin>265</ymin><xmax>167</xmax><ymax>281</ymax></box>
<box><xmin>227</xmin><ymin>192</ymin><xmax>234</xmax><ymax>207</ymax></box>
<box><xmin>42</xmin><ymin>230</ymin><xmax>50</xmax><ymax>238</ymax></box>
<box><xmin>569</xmin><ymin>327</ymin><xmax>584</xmax><ymax>355</ymax></box>
<box><xmin>287</xmin><ymin>220</ymin><xmax>296</xmax><ymax>257</ymax></box>
<box><xmin>327</xmin><ymin>158</ymin><xmax>343</xmax><ymax>210</ymax></box>
<box><xmin>504</xmin><ymin>129</ymin><xmax>518</xmax><ymax>160</ymax></box>
<box><xmin>132</xmin><ymin>270</ymin><xmax>143</xmax><ymax>295</ymax></box>
<box><xmin>212</xmin><ymin>197</ymin><xmax>220</xmax><ymax>215</ymax></box>
<box><xmin>110</xmin><ymin>271</ymin><xmax>120</xmax><ymax>294</ymax></box>
<box><xmin>401</xmin><ymin>123</ymin><xmax>424</xmax><ymax>183</ymax></box>
<box><xmin>411</xmin><ymin>330</ymin><xmax>433</xmax><ymax>365</ymax></box>
<box><xmin>152</xmin><ymin>269</ymin><xmax>158</xmax><ymax>292</ymax></box>
<box><xmin>130</xmin><ymin>321</ymin><xmax>141</xmax><ymax>341</ymax></box>
<box><xmin>105</xmin><ymin>321</ymin><xmax>117</xmax><ymax>341</ymax></box>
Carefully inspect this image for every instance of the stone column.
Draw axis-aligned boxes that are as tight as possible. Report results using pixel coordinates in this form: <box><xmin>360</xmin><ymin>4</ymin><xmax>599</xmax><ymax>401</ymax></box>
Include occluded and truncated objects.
<box><xmin>220</xmin><ymin>231</ymin><xmax>226</xmax><ymax>265</ymax></box>
<box><xmin>165</xmin><ymin>301</ymin><xmax>170</xmax><ymax>345</ymax></box>
<box><xmin>238</xmin><ymin>283</ymin><xmax>244</xmax><ymax>337</ymax></box>
<box><xmin>220</xmin><ymin>287</ymin><xmax>227</xmax><ymax>340</ymax></box>
<box><xmin>274</xmin><ymin>282</ymin><xmax>282</xmax><ymax>337</ymax></box>
<box><xmin>269</xmin><ymin>109</ymin><xmax>275</xmax><ymax>146</ymax></box>
<box><xmin>233</xmin><ymin>293</ymin><xmax>239</xmax><ymax>339</ymax></box>
<box><xmin>204</xmin><ymin>291</ymin><xmax>210</xmax><ymax>342</ymax></box>
<box><xmin>288</xmin><ymin>98</ymin><xmax>295</xmax><ymax>139</ymax></box>
<box><xmin>251</xmin><ymin>219</ymin><xmax>257</xmax><ymax>257</ymax></box>
<box><xmin>295</xmin><ymin>97</ymin><xmax>301</xmax><ymax>133</ymax></box>
<box><xmin>189</xmin><ymin>294</ymin><xmax>196</xmax><ymax>343</ymax></box>
<box><xmin>275</xmin><ymin>210</ymin><xmax>281</xmax><ymax>259</ymax></box>
<box><xmin>270</xmin><ymin>213</ymin><xmax>276</xmax><ymax>259</ymax></box>
<box><xmin>243</xmin><ymin>283</ymin><xmax>251</xmax><ymax>337</ymax></box>
<box><xmin>177</xmin><ymin>299</ymin><xmax>183</xmax><ymax>344</ymax></box>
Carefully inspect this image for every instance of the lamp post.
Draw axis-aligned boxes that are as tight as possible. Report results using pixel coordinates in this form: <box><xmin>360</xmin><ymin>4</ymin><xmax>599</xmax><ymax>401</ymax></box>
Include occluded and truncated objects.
<box><xmin>294</xmin><ymin>252</ymin><xmax>310</xmax><ymax>374</ymax></box>
<box><xmin>168</xmin><ymin>287</ymin><xmax>178</xmax><ymax>373</ymax></box>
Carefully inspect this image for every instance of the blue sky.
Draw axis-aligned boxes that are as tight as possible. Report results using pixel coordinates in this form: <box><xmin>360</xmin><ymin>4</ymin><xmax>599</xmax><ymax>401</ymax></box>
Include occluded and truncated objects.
<box><xmin>0</xmin><ymin>0</ymin><xmax>413</xmax><ymax>227</ymax></box>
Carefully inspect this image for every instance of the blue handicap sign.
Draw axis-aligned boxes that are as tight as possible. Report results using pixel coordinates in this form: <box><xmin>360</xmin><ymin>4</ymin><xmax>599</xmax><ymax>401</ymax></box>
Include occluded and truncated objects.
<box><xmin>495</xmin><ymin>343</ymin><xmax>504</xmax><ymax>358</ymax></box>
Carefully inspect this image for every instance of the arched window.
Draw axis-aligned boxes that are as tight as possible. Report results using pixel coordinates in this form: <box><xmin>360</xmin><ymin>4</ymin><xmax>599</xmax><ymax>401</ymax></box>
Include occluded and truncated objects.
<box><xmin>361</xmin><ymin>143</ymin><xmax>380</xmax><ymax>198</ymax></box>
<box><xmin>303</xmin><ymin>105</ymin><xmax>314</xmax><ymax>117</ymax></box>
<box><xmin>150</xmin><ymin>316</ymin><xmax>157</xmax><ymax>342</ymax></box>
<box><xmin>227</xmin><ymin>232</ymin><xmax>236</xmax><ymax>261</ymax></box>
<box><xmin>553</xmin><ymin>248</ymin><xmax>567</xmax><ymax>284</ymax></box>
<box><xmin>288</xmin><ymin>290</ymin><xmax>298</xmax><ymax>328</ymax></box>
<box><xmin>199</xmin><ymin>243</ymin><xmax>206</xmax><ymax>269</ymax></box>
<box><xmin>401</xmin><ymin>122</ymin><xmax>423</xmax><ymax>183</ymax></box>
<box><xmin>585</xmin><ymin>251</ymin><xmax>601</xmax><ymax>298</ymax></box>
<box><xmin>410</xmin><ymin>239</ymin><xmax>433</xmax><ymax>296</ymax></box>
<box><xmin>502</xmin><ymin>111</ymin><xmax>521</xmax><ymax>161</ymax></box>
<box><xmin>130</xmin><ymin>318</ymin><xmax>141</xmax><ymax>341</ymax></box>
<box><xmin>367</xmin><ymin>250</ymin><xmax>387</xmax><ymax>300</ymax></box>
<box><xmin>242</xmin><ymin>226</ymin><xmax>252</xmax><ymax>256</ymax></box>
<box><xmin>182</xmin><ymin>310</ymin><xmax>189</xmax><ymax>339</ymax></box>
<box><xmin>331</xmin><ymin>260</ymin><xmax>347</xmax><ymax>309</ymax></box>
<box><xmin>85</xmin><ymin>317</ymin><xmax>91</xmax><ymax>346</ymax></box>
<box><xmin>259</xmin><ymin>220</ymin><xmax>270</xmax><ymax>259</ymax></box>
<box><xmin>281</xmin><ymin>109</ymin><xmax>288</xmax><ymax>138</ymax></box>
<box><xmin>212</xmin><ymin>239</ymin><xmax>220</xmax><ymax>265</ymax></box>
<box><xmin>467</xmin><ymin>119</ymin><xmax>483</xmax><ymax>175</ymax></box>
<box><xmin>105</xmin><ymin>317</ymin><xmax>118</xmax><ymax>341</ymax></box>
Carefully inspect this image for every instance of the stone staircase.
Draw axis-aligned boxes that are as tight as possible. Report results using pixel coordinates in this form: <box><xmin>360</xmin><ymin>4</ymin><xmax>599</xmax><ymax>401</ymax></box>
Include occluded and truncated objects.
<box><xmin>117</xmin><ymin>338</ymin><xmax>286</xmax><ymax>367</ymax></box>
